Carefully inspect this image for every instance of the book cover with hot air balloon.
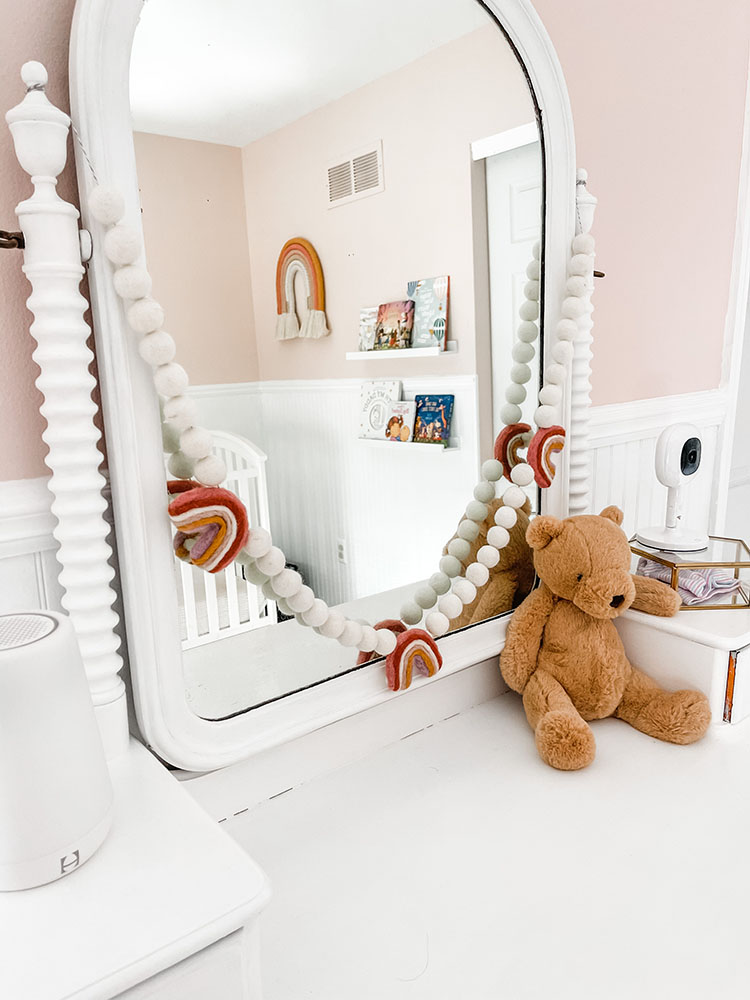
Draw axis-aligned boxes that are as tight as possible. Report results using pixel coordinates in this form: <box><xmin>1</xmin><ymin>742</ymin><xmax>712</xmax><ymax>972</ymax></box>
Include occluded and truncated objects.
<box><xmin>408</xmin><ymin>275</ymin><xmax>450</xmax><ymax>350</ymax></box>
<box><xmin>414</xmin><ymin>394</ymin><xmax>454</xmax><ymax>447</ymax></box>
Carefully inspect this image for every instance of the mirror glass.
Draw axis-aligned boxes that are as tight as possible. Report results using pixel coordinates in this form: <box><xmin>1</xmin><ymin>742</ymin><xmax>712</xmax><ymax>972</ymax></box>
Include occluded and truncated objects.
<box><xmin>129</xmin><ymin>0</ymin><xmax>543</xmax><ymax>720</ymax></box>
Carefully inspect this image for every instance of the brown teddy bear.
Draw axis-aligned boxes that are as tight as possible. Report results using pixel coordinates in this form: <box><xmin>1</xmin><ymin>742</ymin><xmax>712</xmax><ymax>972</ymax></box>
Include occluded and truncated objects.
<box><xmin>499</xmin><ymin>505</ymin><xmax>711</xmax><ymax>770</ymax></box>
<box><xmin>444</xmin><ymin>496</ymin><xmax>535</xmax><ymax>630</ymax></box>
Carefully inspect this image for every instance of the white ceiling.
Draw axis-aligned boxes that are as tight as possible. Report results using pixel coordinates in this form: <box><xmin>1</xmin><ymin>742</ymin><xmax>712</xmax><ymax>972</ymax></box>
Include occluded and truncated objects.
<box><xmin>130</xmin><ymin>0</ymin><xmax>491</xmax><ymax>147</ymax></box>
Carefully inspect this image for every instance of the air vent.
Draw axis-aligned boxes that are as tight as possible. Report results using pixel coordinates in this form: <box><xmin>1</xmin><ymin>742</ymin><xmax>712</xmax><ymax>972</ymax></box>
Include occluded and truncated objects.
<box><xmin>327</xmin><ymin>140</ymin><xmax>384</xmax><ymax>208</ymax></box>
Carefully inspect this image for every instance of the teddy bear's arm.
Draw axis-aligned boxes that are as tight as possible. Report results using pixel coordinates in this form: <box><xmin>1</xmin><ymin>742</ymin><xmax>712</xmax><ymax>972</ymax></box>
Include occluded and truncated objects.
<box><xmin>630</xmin><ymin>574</ymin><xmax>682</xmax><ymax>617</ymax></box>
<box><xmin>499</xmin><ymin>584</ymin><xmax>556</xmax><ymax>694</ymax></box>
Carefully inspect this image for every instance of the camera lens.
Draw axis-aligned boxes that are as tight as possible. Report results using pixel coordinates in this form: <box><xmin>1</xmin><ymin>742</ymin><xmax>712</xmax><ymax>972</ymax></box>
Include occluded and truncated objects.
<box><xmin>680</xmin><ymin>437</ymin><xmax>701</xmax><ymax>476</ymax></box>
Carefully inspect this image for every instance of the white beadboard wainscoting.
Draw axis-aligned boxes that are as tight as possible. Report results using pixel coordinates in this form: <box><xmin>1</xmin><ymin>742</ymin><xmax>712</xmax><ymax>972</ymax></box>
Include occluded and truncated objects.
<box><xmin>587</xmin><ymin>389</ymin><xmax>728</xmax><ymax>541</ymax></box>
<box><xmin>0</xmin><ymin>477</ymin><xmax>64</xmax><ymax>614</ymax></box>
<box><xmin>189</xmin><ymin>376</ymin><xmax>482</xmax><ymax>607</ymax></box>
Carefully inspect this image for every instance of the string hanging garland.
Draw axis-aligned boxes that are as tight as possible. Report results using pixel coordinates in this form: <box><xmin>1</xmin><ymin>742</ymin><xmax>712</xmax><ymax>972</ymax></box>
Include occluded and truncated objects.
<box><xmin>87</xmin><ymin>183</ymin><xmax>594</xmax><ymax>673</ymax></box>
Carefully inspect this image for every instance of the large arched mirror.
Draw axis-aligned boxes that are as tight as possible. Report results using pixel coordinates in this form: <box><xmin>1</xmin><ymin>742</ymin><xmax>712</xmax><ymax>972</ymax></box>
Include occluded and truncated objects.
<box><xmin>70</xmin><ymin>0</ymin><xmax>587</xmax><ymax>769</ymax></box>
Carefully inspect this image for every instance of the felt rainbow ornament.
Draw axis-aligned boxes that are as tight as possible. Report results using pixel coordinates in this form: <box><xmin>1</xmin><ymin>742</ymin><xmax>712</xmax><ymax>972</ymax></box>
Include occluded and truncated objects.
<box><xmin>527</xmin><ymin>426</ymin><xmax>566</xmax><ymax>488</ymax></box>
<box><xmin>494</xmin><ymin>423</ymin><xmax>533</xmax><ymax>481</ymax></box>
<box><xmin>167</xmin><ymin>480</ymin><xmax>249</xmax><ymax>573</ymax></box>
<box><xmin>274</xmin><ymin>237</ymin><xmax>329</xmax><ymax>341</ymax></box>
<box><xmin>385</xmin><ymin>628</ymin><xmax>443</xmax><ymax>692</ymax></box>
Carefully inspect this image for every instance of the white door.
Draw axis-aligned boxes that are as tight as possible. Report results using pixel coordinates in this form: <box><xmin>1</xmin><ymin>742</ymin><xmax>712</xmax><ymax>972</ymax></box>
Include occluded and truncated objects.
<box><xmin>485</xmin><ymin>140</ymin><xmax>543</xmax><ymax>437</ymax></box>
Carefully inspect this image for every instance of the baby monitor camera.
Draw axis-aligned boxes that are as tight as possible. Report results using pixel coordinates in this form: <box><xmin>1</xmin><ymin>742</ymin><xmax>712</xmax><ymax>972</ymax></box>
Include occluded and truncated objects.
<box><xmin>635</xmin><ymin>423</ymin><xmax>709</xmax><ymax>552</ymax></box>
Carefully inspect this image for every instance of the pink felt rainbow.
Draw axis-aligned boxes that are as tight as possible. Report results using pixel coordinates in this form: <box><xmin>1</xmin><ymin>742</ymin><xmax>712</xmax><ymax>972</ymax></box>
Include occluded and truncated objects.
<box><xmin>385</xmin><ymin>628</ymin><xmax>443</xmax><ymax>692</ymax></box>
<box><xmin>275</xmin><ymin>238</ymin><xmax>326</xmax><ymax>316</ymax></box>
<box><xmin>527</xmin><ymin>425</ymin><xmax>566</xmax><ymax>488</ymax></box>
<box><xmin>494</xmin><ymin>422</ymin><xmax>533</xmax><ymax>481</ymax></box>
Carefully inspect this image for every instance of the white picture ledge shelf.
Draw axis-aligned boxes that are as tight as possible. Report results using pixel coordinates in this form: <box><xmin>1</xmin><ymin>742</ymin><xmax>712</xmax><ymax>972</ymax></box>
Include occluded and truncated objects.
<box><xmin>346</xmin><ymin>342</ymin><xmax>458</xmax><ymax>361</ymax></box>
<box><xmin>358</xmin><ymin>437</ymin><xmax>461</xmax><ymax>452</ymax></box>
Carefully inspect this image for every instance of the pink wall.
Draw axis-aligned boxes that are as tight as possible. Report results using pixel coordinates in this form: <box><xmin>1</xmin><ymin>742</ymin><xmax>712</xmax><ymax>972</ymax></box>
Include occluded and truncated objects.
<box><xmin>0</xmin><ymin>0</ymin><xmax>79</xmax><ymax>481</ymax></box>
<box><xmin>534</xmin><ymin>0</ymin><xmax>750</xmax><ymax>405</ymax></box>
<box><xmin>242</xmin><ymin>25</ymin><xmax>533</xmax><ymax>383</ymax></box>
<box><xmin>134</xmin><ymin>132</ymin><xmax>258</xmax><ymax>385</ymax></box>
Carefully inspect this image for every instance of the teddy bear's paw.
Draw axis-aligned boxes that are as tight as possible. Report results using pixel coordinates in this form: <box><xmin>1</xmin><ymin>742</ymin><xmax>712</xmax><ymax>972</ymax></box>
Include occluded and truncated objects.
<box><xmin>641</xmin><ymin>689</ymin><xmax>711</xmax><ymax>745</ymax></box>
<box><xmin>535</xmin><ymin>710</ymin><xmax>596</xmax><ymax>770</ymax></box>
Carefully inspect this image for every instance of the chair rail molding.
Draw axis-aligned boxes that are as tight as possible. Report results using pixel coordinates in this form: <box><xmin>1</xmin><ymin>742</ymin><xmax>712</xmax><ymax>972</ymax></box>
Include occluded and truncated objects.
<box><xmin>5</xmin><ymin>63</ymin><xmax>126</xmax><ymax>759</ymax></box>
<box><xmin>68</xmin><ymin>0</ymin><xmax>589</xmax><ymax>770</ymax></box>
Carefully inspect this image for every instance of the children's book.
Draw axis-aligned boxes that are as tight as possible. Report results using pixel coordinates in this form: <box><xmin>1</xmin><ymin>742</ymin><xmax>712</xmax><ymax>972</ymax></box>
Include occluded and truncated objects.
<box><xmin>384</xmin><ymin>401</ymin><xmax>416</xmax><ymax>442</ymax></box>
<box><xmin>358</xmin><ymin>306</ymin><xmax>379</xmax><ymax>351</ymax></box>
<box><xmin>373</xmin><ymin>300</ymin><xmax>415</xmax><ymax>350</ymax></box>
<box><xmin>359</xmin><ymin>380</ymin><xmax>402</xmax><ymax>439</ymax></box>
<box><xmin>413</xmin><ymin>394</ymin><xmax>454</xmax><ymax>446</ymax></box>
<box><xmin>408</xmin><ymin>275</ymin><xmax>450</xmax><ymax>350</ymax></box>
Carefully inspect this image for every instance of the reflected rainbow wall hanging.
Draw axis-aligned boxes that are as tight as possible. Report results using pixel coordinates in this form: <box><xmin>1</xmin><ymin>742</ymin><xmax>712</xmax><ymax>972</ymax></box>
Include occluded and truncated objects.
<box><xmin>274</xmin><ymin>237</ymin><xmax>330</xmax><ymax>340</ymax></box>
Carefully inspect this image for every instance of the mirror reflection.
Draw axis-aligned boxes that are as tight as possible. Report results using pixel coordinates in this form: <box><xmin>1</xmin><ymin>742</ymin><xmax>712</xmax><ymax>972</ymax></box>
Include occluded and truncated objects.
<box><xmin>129</xmin><ymin>0</ymin><xmax>543</xmax><ymax>719</ymax></box>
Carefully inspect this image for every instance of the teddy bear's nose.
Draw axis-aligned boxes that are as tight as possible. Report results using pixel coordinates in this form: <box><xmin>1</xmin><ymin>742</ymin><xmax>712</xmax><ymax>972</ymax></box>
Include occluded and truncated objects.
<box><xmin>610</xmin><ymin>594</ymin><xmax>625</xmax><ymax>608</ymax></box>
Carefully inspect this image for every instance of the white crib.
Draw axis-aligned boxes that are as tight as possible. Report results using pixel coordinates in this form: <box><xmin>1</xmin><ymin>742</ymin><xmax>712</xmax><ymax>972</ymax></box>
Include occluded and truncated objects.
<box><xmin>170</xmin><ymin>430</ymin><xmax>277</xmax><ymax>649</ymax></box>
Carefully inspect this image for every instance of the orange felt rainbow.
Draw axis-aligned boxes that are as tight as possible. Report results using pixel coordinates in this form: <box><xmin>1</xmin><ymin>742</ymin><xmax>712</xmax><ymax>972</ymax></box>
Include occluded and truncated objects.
<box><xmin>385</xmin><ymin>628</ymin><xmax>443</xmax><ymax>692</ymax></box>
<box><xmin>275</xmin><ymin>237</ymin><xmax>326</xmax><ymax>316</ymax></box>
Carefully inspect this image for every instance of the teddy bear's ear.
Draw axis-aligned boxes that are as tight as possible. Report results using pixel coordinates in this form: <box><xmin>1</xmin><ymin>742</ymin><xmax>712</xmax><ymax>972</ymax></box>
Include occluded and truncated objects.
<box><xmin>526</xmin><ymin>515</ymin><xmax>565</xmax><ymax>550</ymax></box>
<box><xmin>599</xmin><ymin>505</ymin><xmax>624</xmax><ymax>526</ymax></box>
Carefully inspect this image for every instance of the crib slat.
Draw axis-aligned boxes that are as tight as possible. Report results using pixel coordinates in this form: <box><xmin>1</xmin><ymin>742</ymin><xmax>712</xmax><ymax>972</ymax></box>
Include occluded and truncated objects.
<box><xmin>181</xmin><ymin>561</ymin><xmax>199</xmax><ymax>644</ymax></box>
<box><xmin>203</xmin><ymin>570</ymin><xmax>220</xmax><ymax>636</ymax></box>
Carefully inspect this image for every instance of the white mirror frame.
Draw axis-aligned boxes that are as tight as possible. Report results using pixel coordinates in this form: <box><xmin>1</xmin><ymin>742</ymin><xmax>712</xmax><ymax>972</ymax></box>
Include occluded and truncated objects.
<box><xmin>67</xmin><ymin>0</ymin><xmax>593</xmax><ymax>771</ymax></box>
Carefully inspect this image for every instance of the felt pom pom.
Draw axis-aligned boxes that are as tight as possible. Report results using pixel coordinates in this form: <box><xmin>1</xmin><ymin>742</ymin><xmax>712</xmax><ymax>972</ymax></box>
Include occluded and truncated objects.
<box><xmin>447</xmin><ymin>537</ymin><xmax>472</xmax><ymax>562</ymax></box>
<box><xmin>510</xmin><ymin>363</ymin><xmax>532</xmax><ymax>385</ymax></box>
<box><xmin>505</xmin><ymin>383</ymin><xmax>526</xmax><ymax>405</ymax></box>
<box><xmin>415</xmin><ymin>585</ymin><xmax>438</xmax><ymax>609</ymax></box>
<box><xmin>488</xmin><ymin>525</ymin><xmax>510</xmax><ymax>549</ymax></box>
<box><xmin>465</xmin><ymin>500</ymin><xmax>488</xmax><ymax>523</ymax></box>
<box><xmin>193</xmin><ymin>454</ymin><xmax>226</xmax><ymax>486</ymax></box>
<box><xmin>539</xmin><ymin>384</ymin><xmax>562</xmax><ymax>406</ymax></box>
<box><xmin>532</xmin><ymin>241</ymin><xmax>541</xmax><ymax>260</ymax></box>
<box><xmin>88</xmin><ymin>185</ymin><xmax>125</xmax><ymax>226</ymax></box>
<box><xmin>503</xmin><ymin>485</ymin><xmax>528</xmax><ymax>508</ymax></box>
<box><xmin>439</xmin><ymin>554</ymin><xmax>462</xmax><ymax>578</ymax></box>
<box><xmin>319</xmin><ymin>610</ymin><xmax>346</xmax><ymax>639</ymax></box>
<box><xmin>572</xmin><ymin>233</ymin><xmax>595</xmax><ymax>255</ymax></box>
<box><xmin>302</xmin><ymin>599</ymin><xmax>329</xmax><ymax>628</ymax></box>
<box><xmin>517</xmin><ymin>321</ymin><xmax>539</xmax><ymax>343</ymax></box>
<box><xmin>552</xmin><ymin>340</ymin><xmax>574</xmax><ymax>364</ymax></box>
<box><xmin>565</xmin><ymin>275</ymin><xmax>587</xmax><ymax>298</ymax></box>
<box><xmin>357</xmin><ymin>625</ymin><xmax>379</xmax><ymax>652</ymax></box>
<box><xmin>561</xmin><ymin>296</ymin><xmax>585</xmax><ymax>319</ymax></box>
<box><xmin>438</xmin><ymin>593</ymin><xmax>463</xmax><ymax>620</ymax></box>
<box><xmin>375</xmin><ymin>629</ymin><xmax>398</xmax><ymax>655</ymax></box>
<box><xmin>466</xmin><ymin>562</ymin><xmax>490</xmax><ymax>587</ymax></box>
<box><xmin>153</xmin><ymin>362</ymin><xmax>189</xmax><ymax>397</ymax></box>
<box><xmin>287</xmin><ymin>584</ymin><xmax>315</xmax><ymax>614</ymax></box>
<box><xmin>163</xmin><ymin>394</ymin><xmax>198</xmax><ymax>432</ymax></box>
<box><xmin>545</xmin><ymin>363</ymin><xmax>566</xmax><ymax>385</ymax></box>
<box><xmin>500</xmin><ymin>403</ymin><xmax>522</xmax><ymax>426</ymax></box>
<box><xmin>473</xmin><ymin>481</ymin><xmax>495</xmax><ymax>504</ymax></box>
<box><xmin>401</xmin><ymin>601</ymin><xmax>423</xmax><ymax>626</ymax></box>
<box><xmin>425</xmin><ymin>611</ymin><xmax>450</xmax><ymax>638</ymax></box>
<box><xmin>452</xmin><ymin>578</ymin><xmax>476</xmax><ymax>605</ymax></box>
<box><xmin>255</xmin><ymin>545</ymin><xmax>285</xmax><ymax>577</ymax></box>
<box><xmin>556</xmin><ymin>318</ymin><xmax>578</xmax><ymax>341</ymax></box>
<box><xmin>524</xmin><ymin>280</ymin><xmax>540</xmax><ymax>301</ymax></box>
<box><xmin>242</xmin><ymin>563</ymin><xmax>268</xmax><ymax>586</ymax></box>
<box><xmin>167</xmin><ymin>451</ymin><xmax>194</xmax><ymax>479</ymax></box>
<box><xmin>457</xmin><ymin>518</ymin><xmax>480</xmax><ymax>542</ymax></box>
<box><xmin>526</xmin><ymin>259</ymin><xmax>540</xmax><ymax>280</ymax></box>
<box><xmin>477</xmin><ymin>545</ymin><xmax>500</xmax><ymax>568</ymax></box>
<box><xmin>103</xmin><ymin>224</ymin><xmax>141</xmax><ymax>266</ymax></box>
<box><xmin>113</xmin><ymin>265</ymin><xmax>152</xmax><ymax>300</ymax></box>
<box><xmin>271</xmin><ymin>568</ymin><xmax>302</xmax><ymax>598</ymax></box>
<box><xmin>569</xmin><ymin>253</ymin><xmax>593</xmax><ymax>276</ymax></box>
<box><xmin>127</xmin><ymin>298</ymin><xmax>165</xmax><ymax>334</ymax></box>
<box><xmin>495</xmin><ymin>505</ymin><xmax>517</xmax><ymax>529</ymax></box>
<box><xmin>519</xmin><ymin>300</ymin><xmax>539</xmax><ymax>322</ymax></box>
<box><xmin>429</xmin><ymin>572</ymin><xmax>451</xmax><ymax>595</ymax></box>
<box><xmin>511</xmin><ymin>462</ymin><xmax>535</xmax><ymax>487</ymax></box>
<box><xmin>338</xmin><ymin>621</ymin><xmax>364</xmax><ymax>647</ymax></box>
<box><xmin>261</xmin><ymin>580</ymin><xmax>276</xmax><ymax>601</ymax></box>
<box><xmin>161</xmin><ymin>420</ymin><xmax>180</xmax><ymax>454</ymax></box>
<box><xmin>245</xmin><ymin>527</ymin><xmax>271</xmax><ymax>558</ymax></box>
<box><xmin>481</xmin><ymin>459</ymin><xmax>503</xmax><ymax>483</ymax></box>
<box><xmin>512</xmin><ymin>342</ymin><xmax>535</xmax><ymax>364</ymax></box>
<box><xmin>179</xmin><ymin>426</ymin><xmax>213</xmax><ymax>460</ymax></box>
<box><xmin>139</xmin><ymin>330</ymin><xmax>176</xmax><ymax>367</ymax></box>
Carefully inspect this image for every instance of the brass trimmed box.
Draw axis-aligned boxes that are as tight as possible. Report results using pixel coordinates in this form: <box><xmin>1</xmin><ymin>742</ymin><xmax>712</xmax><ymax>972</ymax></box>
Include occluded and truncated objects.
<box><xmin>629</xmin><ymin>536</ymin><xmax>750</xmax><ymax>611</ymax></box>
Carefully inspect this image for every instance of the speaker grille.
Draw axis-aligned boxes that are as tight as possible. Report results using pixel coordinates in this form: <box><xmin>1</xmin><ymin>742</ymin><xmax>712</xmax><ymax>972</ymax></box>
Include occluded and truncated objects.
<box><xmin>0</xmin><ymin>614</ymin><xmax>57</xmax><ymax>650</ymax></box>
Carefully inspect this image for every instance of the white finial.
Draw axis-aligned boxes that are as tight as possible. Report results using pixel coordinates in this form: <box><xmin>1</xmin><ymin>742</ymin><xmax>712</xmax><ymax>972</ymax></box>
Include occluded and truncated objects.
<box><xmin>21</xmin><ymin>61</ymin><xmax>48</xmax><ymax>90</ymax></box>
<box><xmin>576</xmin><ymin>168</ymin><xmax>588</xmax><ymax>185</ymax></box>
